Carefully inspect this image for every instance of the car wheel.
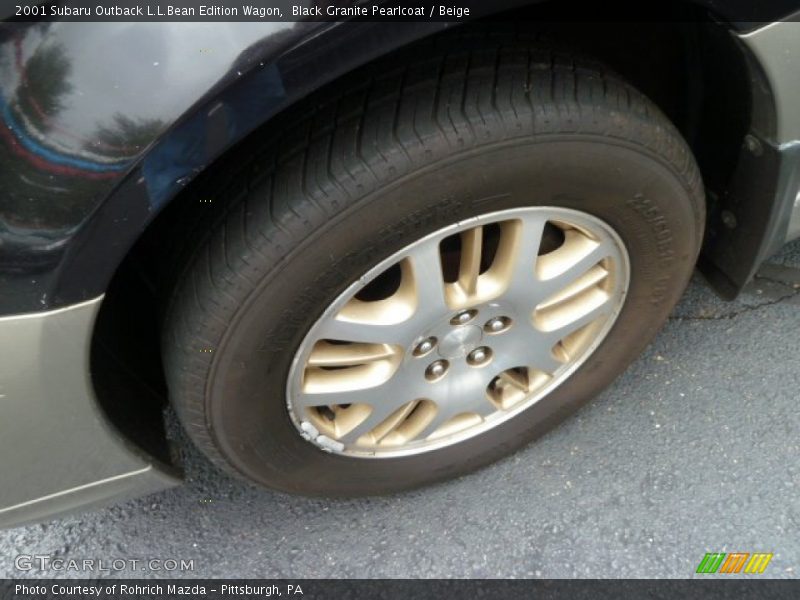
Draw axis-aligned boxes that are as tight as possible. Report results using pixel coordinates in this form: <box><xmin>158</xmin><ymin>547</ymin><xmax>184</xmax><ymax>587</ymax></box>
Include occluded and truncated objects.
<box><xmin>162</xmin><ymin>41</ymin><xmax>704</xmax><ymax>494</ymax></box>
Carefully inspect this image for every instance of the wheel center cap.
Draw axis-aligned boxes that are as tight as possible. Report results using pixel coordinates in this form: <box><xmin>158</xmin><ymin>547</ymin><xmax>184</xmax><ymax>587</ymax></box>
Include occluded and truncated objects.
<box><xmin>438</xmin><ymin>325</ymin><xmax>482</xmax><ymax>359</ymax></box>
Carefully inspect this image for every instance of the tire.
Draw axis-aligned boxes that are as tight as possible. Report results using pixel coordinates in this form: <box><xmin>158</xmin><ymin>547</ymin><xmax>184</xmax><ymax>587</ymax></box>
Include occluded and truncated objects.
<box><xmin>161</xmin><ymin>36</ymin><xmax>704</xmax><ymax>495</ymax></box>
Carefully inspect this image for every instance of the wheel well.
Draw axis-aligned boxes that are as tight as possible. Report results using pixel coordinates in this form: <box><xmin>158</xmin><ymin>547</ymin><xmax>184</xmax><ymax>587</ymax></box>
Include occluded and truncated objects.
<box><xmin>90</xmin><ymin>12</ymin><xmax>755</xmax><ymax>463</ymax></box>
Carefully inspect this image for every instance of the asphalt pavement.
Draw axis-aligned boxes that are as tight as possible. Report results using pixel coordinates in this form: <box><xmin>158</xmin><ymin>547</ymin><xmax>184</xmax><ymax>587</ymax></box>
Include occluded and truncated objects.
<box><xmin>3</xmin><ymin>241</ymin><xmax>800</xmax><ymax>579</ymax></box>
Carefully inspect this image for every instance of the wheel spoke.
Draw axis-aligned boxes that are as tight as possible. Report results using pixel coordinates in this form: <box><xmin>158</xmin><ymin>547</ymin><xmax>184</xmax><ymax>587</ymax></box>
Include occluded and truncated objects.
<box><xmin>307</xmin><ymin>341</ymin><xmax>398</xmax><ymax>367</ymax></box>
<box><xmin>490</xmin><ymin>322</ymin><xmax>564</xmax><ymax>375</ymax></box>
<box><xmin>535</xmin><ymin>230</ymin><xmax>615</xmax><ymax>302</ymax></box>
<box><xmin>413</xmin><ymin>405</ymin><xmax>459</xmax><ymax>441</ymax></box>
<box><xmin>294</xmin><ymin>385</ymin><xmax>383</xmax><ymax>412</ymax></box>
<box><xmin>414</xmin><ymin>369</ymin><xmax>495</xmax><ymax>440</ymax></box>
<box><xmin>504</xmin><ymin>216</ymin><xmax>547</xmax><ymax>309</ymax></box>
<box><xmin>406</xmin><ymin>240</ymin><xmax>449</xmax><ymax>321</ymax></box>
<box><xmin>296</xmin><ymin>360</ymin><xmax>438</xmax><ymax>446</ymax></box>
<box><xmin>314</xmin><ymin>317</ymin><xmax>410</xmax><ymax>346</ymax></box>
<box><xmin>416</xmin><ymin>398</ymin><xmax>496</xmax><ymax>441</ymax></box>
<box><xmin>536</xmin><ymin>264</ymin><xmax>609</xmax><ymax>311</ymax></box>
<box><xmin>458</xmin><ymin>226</ymin><xmax>483</xmax><ymax>296</ymax></box>
<box><xmin>336</xmin><ymin>390</ymin><xmax>415</xmax><ymax>445</ymax></box>
<box><xmin>358</xmin><ymin>401</ymin><xmax>421</xmax><ymax>445</ymax></box>
<box><xmin>537</xmin><ymin>287</ymin><xmax>612</xmax><ymax>335</ymax></box>
<box><xmin>511</xmin><ymin>215</ymin><xmax>548</xmax><ymax>278</ymax></box>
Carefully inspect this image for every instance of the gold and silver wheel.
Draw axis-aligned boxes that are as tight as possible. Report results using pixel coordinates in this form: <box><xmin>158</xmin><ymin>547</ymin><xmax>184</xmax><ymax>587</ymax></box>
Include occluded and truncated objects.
<box><xmin>286</xmin><ymin>207</ymin><xmax>629</xmax><ymax>457</ymax></box>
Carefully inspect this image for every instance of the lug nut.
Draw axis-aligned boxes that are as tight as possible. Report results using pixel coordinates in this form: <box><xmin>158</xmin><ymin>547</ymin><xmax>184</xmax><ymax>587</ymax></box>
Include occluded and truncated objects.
<box><xmin>467</xmin><ymin>346</ymin><xmax>492</xmax><ymax>366</ymax></box>
<box><xmin>425</xmin><ymin>360</ymin><xmax>449</xmax><ymax>381</ymax></box>
<box><xmin>413</xmin><ymin>337</ymin><xmax>437</xmax><ymax>357</ymax></box>
<box><xmin>485</xmin><ymin>316</ymin><xmax>511</xmax><ymax>334</ymax></box>
<box><xmin>451</xmin><ymin>309</ymin><xmax>477</xmax><ymax>326</ymax></box>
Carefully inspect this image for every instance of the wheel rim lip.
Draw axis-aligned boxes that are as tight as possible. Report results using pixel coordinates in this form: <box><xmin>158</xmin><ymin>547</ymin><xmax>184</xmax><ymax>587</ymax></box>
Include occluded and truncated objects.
<box><xmin>285</xmin><ymin>206</ymin><xmax>630</xmax><ymax>459</ymax></box>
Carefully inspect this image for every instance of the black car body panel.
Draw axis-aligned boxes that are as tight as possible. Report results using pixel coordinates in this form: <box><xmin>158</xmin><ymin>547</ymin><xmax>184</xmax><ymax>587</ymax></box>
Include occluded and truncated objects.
<box><xmin>0</xmin><ymin>20</ymin><xmax>452</xmax><ymax>314</ymax></box>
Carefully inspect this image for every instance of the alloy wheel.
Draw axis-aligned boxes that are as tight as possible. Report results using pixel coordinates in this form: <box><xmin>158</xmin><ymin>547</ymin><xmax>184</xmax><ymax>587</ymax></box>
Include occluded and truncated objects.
<box><xmin>286</xmin><ymin>207</ymin><xmax>629</xmax><ymax>457</ymax></box>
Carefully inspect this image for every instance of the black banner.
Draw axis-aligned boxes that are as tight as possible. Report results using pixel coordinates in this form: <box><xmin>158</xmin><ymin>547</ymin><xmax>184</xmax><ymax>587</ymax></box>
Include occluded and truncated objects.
<box><xmin>2</xmin><ymin>580</ymin><xmax>800</xmax><ymax>600</ymax></box>
<box><xmin>4</xmin><ymin>0</ymin><xmax>800</xmax><ymax>23</ymax></box>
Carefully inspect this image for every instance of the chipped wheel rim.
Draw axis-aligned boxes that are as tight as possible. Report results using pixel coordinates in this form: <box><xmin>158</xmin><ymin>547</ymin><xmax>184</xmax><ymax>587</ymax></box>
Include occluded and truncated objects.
<box><xmin>285</xmin><ymin>207</ymin><xmax>630</xmax><ymax>458</ymax></box>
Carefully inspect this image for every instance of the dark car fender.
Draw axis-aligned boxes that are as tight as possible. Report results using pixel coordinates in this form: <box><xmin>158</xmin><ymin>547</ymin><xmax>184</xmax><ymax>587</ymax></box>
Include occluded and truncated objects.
<box><xmin>0</xmin><ymin>20</ymin><xmax>451</xmax><ymax>314</ymax></box>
